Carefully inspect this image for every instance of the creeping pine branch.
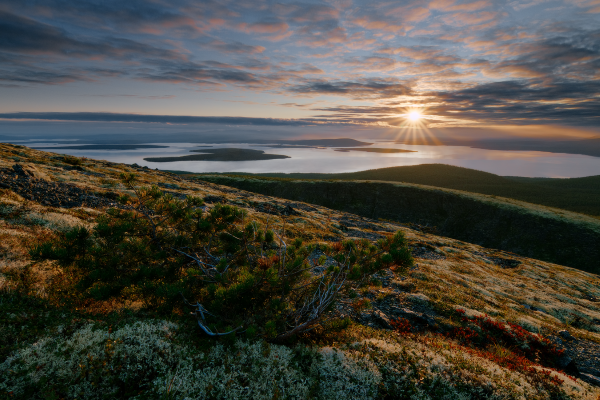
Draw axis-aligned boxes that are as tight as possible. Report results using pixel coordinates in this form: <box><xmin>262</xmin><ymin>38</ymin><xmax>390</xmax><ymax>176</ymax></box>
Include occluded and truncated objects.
<box><xmin>180</xmin><ymin>293</ymin><xmax>241</xmax><ymax>336</ymax></box>
<box><xmin>171</xmin><ymin>248</ymin><xmax>218</xmax><ymax>280</ymax></box>
<box><xmin>276</xmin><ymin>264</ymin><xmax>349</xmax><ymax>341</ymax></box>
<box><xmin>273</xmin><ymin>229</ymin><xmax>287</xmax><ymax>278</ymax></box>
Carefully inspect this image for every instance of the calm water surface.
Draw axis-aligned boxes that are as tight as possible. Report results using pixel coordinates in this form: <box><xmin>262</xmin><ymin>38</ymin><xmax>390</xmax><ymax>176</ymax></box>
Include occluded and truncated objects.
<box><xmin>25</xmin><ymin>141</ymin><xmax>600</xmax><ymax>178</ymax></box>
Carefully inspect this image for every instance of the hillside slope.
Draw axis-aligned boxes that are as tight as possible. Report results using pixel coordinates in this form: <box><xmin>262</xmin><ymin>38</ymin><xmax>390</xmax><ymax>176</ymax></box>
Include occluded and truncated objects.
<box><xmin>1</xmin><ymin>143</ymin><xmax>599</xmax><ymax>399</ymax></box>
<box><xmin>190</xmin><ymin>164</ymin><xmax>600</xmax><ymax>217</ymax></box>
<box><xmin>196</xmin><ymin>175</ymin><xmax>600</xmax><ymax>274</ymax></box>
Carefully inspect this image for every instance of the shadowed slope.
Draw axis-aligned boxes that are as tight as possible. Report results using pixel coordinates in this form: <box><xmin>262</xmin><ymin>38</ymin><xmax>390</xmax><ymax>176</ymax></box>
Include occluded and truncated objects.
<box><xmin>196</xmin><ymin>174</ymin><xmax>600</xmax><ymax>274</ymax></box>
<box><xmin>192</xmin><ymin>164</ymin><xmax>600</xmax><ymax>217</ymax></box>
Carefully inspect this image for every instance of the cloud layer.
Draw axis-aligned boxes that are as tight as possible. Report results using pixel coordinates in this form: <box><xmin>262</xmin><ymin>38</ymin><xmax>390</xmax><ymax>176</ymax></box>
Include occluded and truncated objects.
<box><xmin>1</xmin><ymin>0</ymin><xmax>599</xmax><ymax>127</ymax></box>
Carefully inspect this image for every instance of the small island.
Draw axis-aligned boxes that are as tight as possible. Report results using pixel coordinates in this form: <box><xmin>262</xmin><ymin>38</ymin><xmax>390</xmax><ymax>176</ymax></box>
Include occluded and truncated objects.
<box><xmin>144</xmin><ymin>148</ymin><xmax>290</xmax><ymax>162</ymax></box>
<box><xmin>334</xmin><ymin>148</ymin><xmax>417</xmax><ymax>153</ymax></box>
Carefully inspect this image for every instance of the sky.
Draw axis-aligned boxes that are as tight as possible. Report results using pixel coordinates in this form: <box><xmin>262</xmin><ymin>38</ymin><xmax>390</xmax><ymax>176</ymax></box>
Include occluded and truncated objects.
<box><xmin>1</xmin><ymin>0</ymin><xmax>599</xmax><ymax>141</ymax></box>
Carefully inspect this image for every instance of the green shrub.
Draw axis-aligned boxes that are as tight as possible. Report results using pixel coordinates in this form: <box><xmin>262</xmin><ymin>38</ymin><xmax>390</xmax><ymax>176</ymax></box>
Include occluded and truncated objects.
<box><xmin>31</xmin><ymin>174</ymin><xmax>413</xmax><ymax>340</ymax></box>
<box><xmin>62</xmin><ymin>155</ymin><xmax>83</xmax><ymax>166</ymax></box>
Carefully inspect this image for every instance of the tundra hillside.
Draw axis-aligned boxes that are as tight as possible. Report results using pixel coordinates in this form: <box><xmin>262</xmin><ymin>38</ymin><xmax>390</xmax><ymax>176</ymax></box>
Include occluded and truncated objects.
<box><xmin>195</xmin><ymin>175</ymin><xmax>600</xmax><ymax>273</ymax></box>
<box><xmin>0</xmin><ymin>143</ymin><xmax>599</xmax><ymax>399</ymax></box>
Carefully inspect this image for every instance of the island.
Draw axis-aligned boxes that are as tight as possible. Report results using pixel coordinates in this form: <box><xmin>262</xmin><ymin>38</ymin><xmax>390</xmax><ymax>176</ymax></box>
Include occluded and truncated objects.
<box><xmin>144</xmin><ymin>148</ymin><xmax>290</xmax><ymax>162</ymax></box>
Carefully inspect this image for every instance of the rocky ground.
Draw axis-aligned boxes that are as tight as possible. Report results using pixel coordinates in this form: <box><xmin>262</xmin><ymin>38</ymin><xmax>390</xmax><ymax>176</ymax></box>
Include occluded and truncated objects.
<box><xmin>1</xmin><ymin>142</ymin><xmax>600</xmax><ymax>398</ymax></box>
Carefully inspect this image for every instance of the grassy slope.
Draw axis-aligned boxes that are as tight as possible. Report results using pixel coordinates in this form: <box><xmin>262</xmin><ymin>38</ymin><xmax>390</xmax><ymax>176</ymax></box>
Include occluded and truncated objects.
<box><xmin>196</xmin><ymin>174</ymin><xmax>600</xmax><ymax>273</ymax></box>
<box><xmin>190</xmin><ymin>164</ymin><xmax>600</xmax><ymax>217</ymax></box>
<box><xmin>1</xmin><ymin>144</ymin><xmax>600</xmax><ymax>399</ymax></box>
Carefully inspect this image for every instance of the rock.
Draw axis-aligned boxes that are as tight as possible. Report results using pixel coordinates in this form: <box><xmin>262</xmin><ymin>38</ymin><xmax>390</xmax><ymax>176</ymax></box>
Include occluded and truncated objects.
<box><xmin>372</xmin><ymin>310</ymin><xmax>393</xmax><ymax>329</ymax></box>
<box><xmin>580</xmin><ymin>373</ymin><xmax>600</xmax><ymax>387</ymax></box>
<box><xmin>389</xmin><ymin>306</ymin><xmax>436</xmax><ymax>327</ymax></box>
<box><xmin>556</xmin><ymin>354</ymin><xmax>575</xmax><ymax>370</ymax></box>
<box><xmin>558</xmin><ymin>330</ymin><xmax>574</xmax><ymax>341</ymax></box>
<box><xmin>282</xmin><ymin>205</ymin><xmax>300</xmax><ymax>216</ymax></box>
<box><xmin>359</xmin><ymin>311</ymin><xmax>372</xmax><ymax>321</ymax></box>
<box><xmin>408</xmin><ymin>293</ymin><xmax>430</xmax><ymax>303</ymax></box>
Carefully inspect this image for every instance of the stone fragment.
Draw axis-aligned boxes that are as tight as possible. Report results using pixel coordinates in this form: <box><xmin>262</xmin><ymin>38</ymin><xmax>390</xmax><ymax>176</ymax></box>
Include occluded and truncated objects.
<box><xmin>389</xmin><ymin>306</ymin><xmax>436</xmax><ymax>327</ymax></box>
<box><xmin>580</xmin><ymin>373</ymin><xmax>600</xmax><ymax>387</ymax></box>
<box><xmin>558</xmin><ymin>330</ymin><xmax>574</xmax><ymax>341</ymax></box>
<box><xmin>408</xmin><ymin>293</ymin><xmax>430</xmax><ymax>303</ymax></box>
<box><xmin>556</xmin><ymin>354</ymin><xmax>574</xmax><ymax>369</ymax></box>
<box><xmin>372</xmin><ymin>310</ymin><xmax>393</xmax><ymax>329</ymax></box>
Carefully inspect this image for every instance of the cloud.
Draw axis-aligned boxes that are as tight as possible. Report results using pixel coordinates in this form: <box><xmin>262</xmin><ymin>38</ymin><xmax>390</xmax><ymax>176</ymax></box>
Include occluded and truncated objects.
<box><xmin>0</xmin><ymin>112</ymin><xmax>315</xmax><ymax>126</ymax></box>
<box><xmin>237</xmin><ymin>20</ymin><xmax>291</xmax><ymax>40</ymax></box>
<box><xmin>481</xmin><ymin>29</ymin><xmax>600</xmax><ymax>79</ymax></box>
<box><xmin>0</xmin><ymin>0</ymin><xmax>212</xmax><ymax>34</ymax></box>
<box><xmin>273</xmin><ymin>3</ymin><xmax>348</xmax><ymax>47</ymax></box>
<box><xmin>430</xmin><ymin>0</ymin><xmax>491</xmax><ymax>12</ymax></box>
<box><xmin>290</xmin><ymin>79</ymin><xmax>413</xmax><ymax>99</ymax></box>
<box><xmin>207</xmin><ymin>40</ymin><xmax>265</xmax><ymax>54</ymax></box>
<box><xmin>1</xmin><ymin>0</ymin><xmax>600</xmax><ymax>129</ymax></box>
<box><xmin>0</xmin><ymin>68</ymin><xmax>85</xmax><ymax>85</ymax></box>
<box><xmin>86</xmin><ymin>94</ymin><xmax>176</xmax><ymax>100</ymax></box>
<box><xmin>337</xmin><ymin>56</ymin><xmax>400</xmax><ymax>72</ymax></box>
<box><xmin>137</xmin><ymin>62</ymin><xmax>261</xmax><ymax>86</ymax></box>
<box><xmin>429</xmin><ymin>80</ymin><xmax>600</xmax><ymax>125</ymax></box>
<box><xmin>508</xmin><ymin>0</ymin><xmax>551</xmax><ymax>11</ymax></box>
<box><xmin>0</xmin><ymin>11</ymin><xmax>186</xmax><ymax>61</ymax></box>
<box><xmin>440</xmin><ymin>11</ymin><xmax>498</xmax><ymax>26</ymax></box>
<box><xmin>352</xmin><ymin>16</ymin><xmax>406</xmax><ymax>33</ymax></box>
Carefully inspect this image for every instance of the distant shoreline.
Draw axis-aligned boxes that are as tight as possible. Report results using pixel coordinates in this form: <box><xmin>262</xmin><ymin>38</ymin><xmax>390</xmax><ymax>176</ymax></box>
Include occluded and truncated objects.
<box><xmin>34</xmin><ymin>144</ymin><xmax>169</xmax><ymax>150</ymax></box>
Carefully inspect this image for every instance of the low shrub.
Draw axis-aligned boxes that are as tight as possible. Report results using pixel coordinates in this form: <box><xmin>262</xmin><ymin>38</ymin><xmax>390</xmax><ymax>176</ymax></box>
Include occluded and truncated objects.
<box><xmin>31</xmin><ymin>174</ymin><xmax>413</xmax><ymax>340</ymax></box>
<box><xmin>450</xmin><ymin>310</ymin><xmax>565</xmax><ymax>366</ymax></box>
<box><xmin>62</xmin><ymin>155</ymin><xmax>83</xmax><ymax>166</ymax></box>
<box><xmin>444</xmin><ymin>310</ymin><xmax>573</xmax><ymax>395</ymax></box>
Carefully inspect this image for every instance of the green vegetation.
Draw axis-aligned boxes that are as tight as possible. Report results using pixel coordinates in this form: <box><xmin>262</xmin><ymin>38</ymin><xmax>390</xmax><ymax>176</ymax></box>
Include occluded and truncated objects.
<box><xmin>190</xmin><ymin>164</ymin><xmax>600</xmax><ymax>217</ymax></box>
<box><xmin>31</xmin><ymin>173</ymin><xmax>412</xmax><ymax>340</ymax></box>
<box><xmin>62</xmin><ymin>155</ymin><xmax>84</xmax><ymax>166</ymax></box>
<box><xmin>2</xmin><ymin>143</ymin><xmax>599</xmax><ymax>400</ymax></box>
<box><xmin>194</xmin><ymin>174</ymin><xmax>600</xmax><ymax>273</ymax></box>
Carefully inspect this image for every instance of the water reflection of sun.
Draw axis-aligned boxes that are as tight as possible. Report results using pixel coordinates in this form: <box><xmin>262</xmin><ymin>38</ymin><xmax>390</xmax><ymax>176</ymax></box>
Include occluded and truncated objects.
<box><xmin>393</xmin><ymin>108</ymin><xmax>442</xmax><ymax>146</ymax></box>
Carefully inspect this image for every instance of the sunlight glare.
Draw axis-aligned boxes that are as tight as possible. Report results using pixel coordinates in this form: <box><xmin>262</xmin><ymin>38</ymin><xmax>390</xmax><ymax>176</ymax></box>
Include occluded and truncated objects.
<box><xmin>408</xmin><ymin>111</ymin><xmax>422</xmax><ymax>121</ymax></box>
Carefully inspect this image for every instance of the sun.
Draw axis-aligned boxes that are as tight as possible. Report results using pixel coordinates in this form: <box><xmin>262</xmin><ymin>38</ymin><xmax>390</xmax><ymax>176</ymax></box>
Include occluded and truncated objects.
<box><xmin>408</xmin><ymin>110</ymin><xmax>422</xmax><ymax>121</ymax></box>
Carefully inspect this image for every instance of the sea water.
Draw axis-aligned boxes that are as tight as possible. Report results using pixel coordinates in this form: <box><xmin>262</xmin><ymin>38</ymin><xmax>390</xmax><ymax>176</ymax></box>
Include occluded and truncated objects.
<box><xmin>22</xmin><ymin>141</ymin><xmax>600</xmax><ymax>178</ymax></box>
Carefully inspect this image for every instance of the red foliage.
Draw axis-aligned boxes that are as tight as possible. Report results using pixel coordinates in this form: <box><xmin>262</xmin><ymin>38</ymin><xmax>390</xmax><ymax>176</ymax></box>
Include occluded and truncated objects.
<box><xmin>450</xmin><ymin>309</ymin><xmax>564</xmax><ymax>361</ymax></box>
<box><xmin>351</xmin><ymin>299</ymin><xmax>371</xmax><ymax>311</ymax></box>
<box><xmin>390</xmin><ymin>317</ymin><xmax>412</xmax><ymax>334</ymax></box>
<box><xmin>440</xmin><ymin>309</ymin><xmax>571</xmax><ymax>392</ymax></box>
<box><xmin>257</xmin><ymin>255</ymin><xmax>279</xmax><ymax>270</ymax></box>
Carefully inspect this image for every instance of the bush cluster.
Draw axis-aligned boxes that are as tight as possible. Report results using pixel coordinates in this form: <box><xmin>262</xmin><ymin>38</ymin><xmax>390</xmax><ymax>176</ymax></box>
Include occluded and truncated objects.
<box><xmin>31</xmin><ymin>174</ymin><xmax>413</xmax><ymax>340</ymax></box>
